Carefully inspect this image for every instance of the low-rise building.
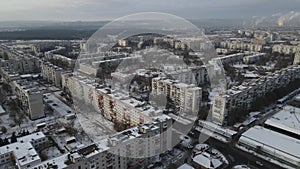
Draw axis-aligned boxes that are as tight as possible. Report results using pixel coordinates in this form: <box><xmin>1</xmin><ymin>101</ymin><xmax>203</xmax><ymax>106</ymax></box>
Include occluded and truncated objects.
<box><xmin>0</xmin><ymin>132</ymin><xmax>48</xmax><ymax>169</ymax></box>
<box><xmin>265</xmin><ymin>105</ymin><xmax>300</xmax><ymax>138</ymax></box>
<box><xmin>238</xmin><ymin>126</ymin><xmax>300</xmax><ymax>168</ymax></box>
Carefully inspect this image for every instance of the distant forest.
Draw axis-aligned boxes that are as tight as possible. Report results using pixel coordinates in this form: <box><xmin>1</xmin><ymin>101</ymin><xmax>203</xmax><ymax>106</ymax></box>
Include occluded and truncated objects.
<box><xmin>0</xmin><ymin>19</ymin><xmax>246</xmax><ymax>40</ymax></box>
<box><xmin>0</xmin><ymin>29</ymin><xmax>97</xmax><ymax>40</ymax></box>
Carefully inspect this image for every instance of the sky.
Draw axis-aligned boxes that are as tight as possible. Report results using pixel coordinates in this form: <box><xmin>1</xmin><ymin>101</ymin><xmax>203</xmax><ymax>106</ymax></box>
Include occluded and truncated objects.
<box><xmin>1</xmin><ymin>0</ymin><xmax>300</xmax><ymax>21</ymax></box>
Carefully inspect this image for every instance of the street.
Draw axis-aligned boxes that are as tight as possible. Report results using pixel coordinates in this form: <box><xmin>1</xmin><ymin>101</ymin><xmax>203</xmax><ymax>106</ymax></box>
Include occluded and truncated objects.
<box><xmin>205</xmin><ymin>137</ymin><xmax>284</xmax><ymax>169</ymax></box>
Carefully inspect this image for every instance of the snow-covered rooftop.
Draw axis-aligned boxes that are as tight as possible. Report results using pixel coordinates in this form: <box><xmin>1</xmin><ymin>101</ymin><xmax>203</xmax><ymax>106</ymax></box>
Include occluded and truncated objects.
<box><xmin>177</xmin><ymin>163</ymin><xmax>195</xmax><ymax>169</ymax></box>
<box><xmin>17</xmin><ymin>132</ymin><xmax>46</xmax><ymax>143</ymax></box>
<box><xmin>265</xmin><ymin>105</ymin><xmax>300</xmax><ymax>136</ymax></box>
<box><xmin>29</xmin><ymin>153</ymin><xmax>68</xmax><ymax>169</ymax></box>
<box><xmin>192</xmin><ymin>153</ymin><xmax>222</xmax><ymax>169</ymax></box>
<box><xmin>240</xmin><ymin>126</ymin><xmax>300</xmax><ymax>161</ymax></box>
<box><xmin>43</xmin><ymin>93</ymin><xmax>74</xmax><ymax>117</ymax></box>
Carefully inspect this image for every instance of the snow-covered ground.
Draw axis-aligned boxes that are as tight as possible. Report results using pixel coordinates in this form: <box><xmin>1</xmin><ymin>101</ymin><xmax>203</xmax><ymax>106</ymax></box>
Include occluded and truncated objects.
<box><xmin>76</xmin><ymin>110</ymin><xmax>115</xmax><ymax>142</ymax></box>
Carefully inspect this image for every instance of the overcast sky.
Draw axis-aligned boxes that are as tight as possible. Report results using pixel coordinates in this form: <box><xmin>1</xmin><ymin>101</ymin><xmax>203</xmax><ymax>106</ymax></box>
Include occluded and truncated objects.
<box><xmin>1</xmin><ymin>0</ymin><xmax>300</xmax><ymax>21</ymax></box>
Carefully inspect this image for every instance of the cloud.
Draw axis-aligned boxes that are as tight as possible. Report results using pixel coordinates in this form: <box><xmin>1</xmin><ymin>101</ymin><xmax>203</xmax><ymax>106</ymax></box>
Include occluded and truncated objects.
<box><xmin>1</xmin><ymin>0</ymin><xmax>300</xmax><ymax>21</ymax></box>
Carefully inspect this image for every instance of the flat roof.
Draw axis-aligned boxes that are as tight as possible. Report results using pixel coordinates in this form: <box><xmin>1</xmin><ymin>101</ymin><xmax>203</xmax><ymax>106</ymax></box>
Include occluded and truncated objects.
<box><xmin>17</xmin><ymin>132</ymin><xmax>46</xmax><ymax>143</ymax></box>
<box><xmin>265</xmin><ymin>105</ymin><xmax>300</xmax><ymax>136</ymax></box>
<box><xmin>240</xmin><ymin>126</ymin><xmax>300</xmax><ymax>160</ymax></box>
<box><xmin>43</xmin><ymin>93</ymin><xmax>73</xmax><ymax>116</ymax></box>
<box><xmin>0</xmin><ymin>142</ymin><xmax>40</xmax><ymax>167</ymax></box>
<box><xmin>30</xmin><ymin>153</ymin><xmax>68</xmax><ymax>169</ymax></box>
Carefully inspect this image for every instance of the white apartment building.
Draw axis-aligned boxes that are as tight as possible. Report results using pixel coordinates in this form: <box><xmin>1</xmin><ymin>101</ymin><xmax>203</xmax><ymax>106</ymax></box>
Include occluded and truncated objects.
<box><xmin>272</xmin><ymin>44</ymin><xmax>300</xmax><ymax>55</ymax></box>
<box><xmin>62</xmin><ymin>72</ymin><xmax>161</xmax><ymax>127</ymax></box>
<box><xmin>220</xmin><ymin>41</ymin><xmax>263</xmax><ymax>52</ymax></box>
<box><xmin>243</xmin><ymin>53</ymin><xmax>266</xmax><ymax>64</ymax></box>
<box><xmin>13</xmin><ymin>80</ymin><xmax>45</xmax><ymax>120</ymax></box>
<box><xmin>30</xmin><ymin>116</ymin><xmax>173</xmax><ymax>169</ymax></box>
<box><xmin>41</xmin><ymin>61</ymin><xmax>62</xmax><ymax>87</ymax></box>
<box><xmin>211</xmin><ymin>95</ymin><xmax>227</xmax><ymax>126</ymax></box>
<box><xmin>152</xmin><ymin>77</ymin><xmax>202</xmax><ymax>113</ymax></box>
<box><xmin>0</xmin><ymin>45</ymin><xmax>41</xmax><ymax>74</ymax></box>
<box><xmin>212</xmin><ymin>64</ymin><xmax>300</xmax><ymax>125</ymax></box>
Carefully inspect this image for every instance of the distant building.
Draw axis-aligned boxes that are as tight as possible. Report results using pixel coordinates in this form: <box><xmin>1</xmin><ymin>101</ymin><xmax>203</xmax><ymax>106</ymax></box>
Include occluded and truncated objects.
<box><xmin>243</xmin><ymin>53</ymin><xmax>266</xmax><ymax>64</ymax></box>
<box><xmin>272</xmin><ymin>44</ymin><xmax>300</xmax><ymax>55</ymax></box>
<box><xmin>219</xmin><ymin>41</ymin><xmax>263</xmax><ymax>52</ymax></box>
<box><xmin>41</xmin><ymin>61</ymin><xmax>62</xmax><ymax>87</ymax></box>
<box><xmin>118</xmin><ymin>39</ymin><xmax>128</xmax><ymax>47</ymax></box>
<box><xmin>212</xmin><ymin>53</ymin><xmax>245</xmax><ymax>65</ymax></box>
<box><xmin>0</xmin><ymin>45</ymin><xmax>41</xmax><ymax>74</ymax></box>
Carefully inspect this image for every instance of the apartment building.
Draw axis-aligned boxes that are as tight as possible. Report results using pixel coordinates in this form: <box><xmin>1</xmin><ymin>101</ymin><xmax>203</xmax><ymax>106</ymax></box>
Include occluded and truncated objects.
<box><xmin>219</xmin><ymin>41</ymin><xmax>263</xmax><ymax>52</ymax></box>
<box><xmin>41</xmin><ymin>61</ymin><xmax>62</xmax><ymax>87</ymax></box>
<box><xmin>13</xmin><ymin>80</ymin><xmax>45</xmax><ymax>120</ymax></box>
<box><xmin>30</xmin><ymin>116</ymin><xmax>172</xmax><ymax>169</ymax></box>
<box><xmin>62</xmin><ymin>72</ymin><xmax>161</xmax><ymax>127</ymax></box>
<box><xmin>243</xmin><ymin>53</ymin><xmax>266</xmax><ymax>64</ymax></box>
<box><xmin>152</xmin><ymin>77</ymin><xmax>202</xmax><ymax>113</ymax></box>
<box><xmin>0</xmin><ymin>67</ymin><xmax>20</xmax><ymax>83</ymax></box>
<box><xmin>272</xmin><ymin>44</ymin><xmax>300</xmax><ymax>55</ymax></box>
<box><xmin>212</xmin><ymin>64</ymin><xmax>300</xmax><ymax>125</ymax></box>
<box><xmin>0</xmin><ymin>45</ymin><xmax>41</xmax><ymax>74</ymax></box>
